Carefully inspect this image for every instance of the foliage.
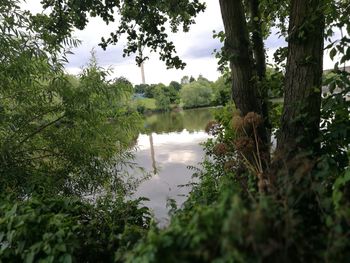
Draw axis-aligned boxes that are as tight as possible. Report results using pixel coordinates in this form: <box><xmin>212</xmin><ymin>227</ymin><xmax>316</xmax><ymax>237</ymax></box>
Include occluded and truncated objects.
<box><xmin>320</xmin><ymin>68</ymin><xmax>350</xmax><ymax>169</ymax></box>
<box><xmin>211</xmin><ymin>75</ymin><xmax>231</xmax><ymax>106</ymax></box>
<box><xmin>134</xmin><ymin>84</ymin><xmax>150</xmax><ymax>94</ymax></box>
<box><xmin>134</xmin><ymin>83</ymin><xmax>180</xmax><ymax>111</ymax></box>
<box><xmin>0</xmin><ymin>195</ymin><xmax>151</xmax><ymax>263</ymax></box>
<box><xmin>126</xmin><ymin>105</ymin><xmax>350</xmax><ymax>262</ymax></box>
<box><xmin>154</xmin><ymin>84</ymin><xmax>180</xmax><ymax>105</ymax></box>
<box><xmin>0</xmin><ymin>1</ymin><xmax>142</xmax><ymax>198</ymax></box>
<box><xmin>143</xmin><ymin>84</ymin><xmax>157</xmax><ymax>98</ymax></box>
<box><xmin>265</xmin><ymin>67</ymin><xmax>284</xmax><ymax>99</ymax></box>
<box><xmin>3</xmin><ymin>1</ymin><xmax>350</xmax><ymax>262</ymax></box>
<box><xmin>0</xmin><ymin>49</ymin><xmax>141</xmax><ymax>197</ymax></box>
<box><xmin>155</xmin><ymin>93</ymin><xmax>171</xmax><ymax>112</ymax></box>
<box><xmin>169</xmin><ymin>81</ymin><xmax>182</xmax><ymax>92</ymax></box>
<box><xmin>269</xmin><ymin>102</ymin><xmax>283</xmax><ymax>131</ymax></box>
<box><xmin>180</xmin><ymin>79</ymin><xmax>213</xmax><ymax>108</ymax></box>
<box><xmin>114</xmin><ymin>76</ymin><xmax>133</xmax><ymax>89</ymax></box>
<box><xmin>33</xmin><ymin>0</ymin><xmax>206</xmax><ymax>68</ymax></box>
<box><xmin>0</xmin><ymin>4</ymin><xmax>150</xmax><ymax>262</ymax></box>
<box><xmin>133</xmin><ymin>98</ymin><xmax>157</xmax><ymax>113</ymax></box>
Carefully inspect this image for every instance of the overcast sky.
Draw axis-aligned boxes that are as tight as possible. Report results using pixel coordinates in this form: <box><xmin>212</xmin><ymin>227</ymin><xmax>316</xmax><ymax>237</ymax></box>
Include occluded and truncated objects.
<box><xmin>24</xmin><ymin>0</ymin><xmax>338</xmax><ymax>85</ymax></box>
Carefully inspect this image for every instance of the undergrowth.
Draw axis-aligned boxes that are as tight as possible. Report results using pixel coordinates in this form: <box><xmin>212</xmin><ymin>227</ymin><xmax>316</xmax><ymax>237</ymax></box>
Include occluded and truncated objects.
<box><xmin>126</xmin><ymin>105</ymin><xmax>350</xmax><ymax>263</ymax></box>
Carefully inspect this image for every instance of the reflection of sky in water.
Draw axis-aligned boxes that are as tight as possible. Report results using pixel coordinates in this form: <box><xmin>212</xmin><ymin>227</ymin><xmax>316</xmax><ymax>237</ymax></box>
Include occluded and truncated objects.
<box><xmin>137</xmin><ymin>129</ymin><xmax>208</xmax><ymax>150</ymax></box>
<box><xmin>132</xmin><ymin>129</ymin><xmax>209</xmax><ymax>225</ymax></box>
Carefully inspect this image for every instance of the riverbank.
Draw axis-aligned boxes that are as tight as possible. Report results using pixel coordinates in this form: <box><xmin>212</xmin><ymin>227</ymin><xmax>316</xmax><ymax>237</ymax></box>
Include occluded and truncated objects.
<box><xmin>133</xmin><ymin>97</ymin><xmax>223</xmax><ymax>114</ymax></box>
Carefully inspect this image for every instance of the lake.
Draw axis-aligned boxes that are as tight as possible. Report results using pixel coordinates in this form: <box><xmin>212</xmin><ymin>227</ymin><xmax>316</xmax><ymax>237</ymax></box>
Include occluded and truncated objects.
<box><xmin>132</xmin><ymin>107</ymin><xmax>214</xmax><ymax>225</ymax></box>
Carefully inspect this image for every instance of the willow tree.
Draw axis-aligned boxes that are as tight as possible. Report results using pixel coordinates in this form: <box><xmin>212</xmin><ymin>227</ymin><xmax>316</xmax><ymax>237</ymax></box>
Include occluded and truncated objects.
<box><xmin>0</xmin><ymin>1</ymin><xmax>143</xmax><ymax>197</ymax></box>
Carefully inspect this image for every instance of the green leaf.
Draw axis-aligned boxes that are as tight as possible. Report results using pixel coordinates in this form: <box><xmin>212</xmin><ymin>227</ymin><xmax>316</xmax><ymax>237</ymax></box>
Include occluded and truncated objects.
<box><xmin>62</xmin><ymin>254</ymin><xmax>72</xmax><ymax>263</ymax></box>
<box><xmin>25</xmin><ymin>252</ymin><xmax>35</xmax><ymax>263</ymax></box>
<box><xmin>330</xmin><ymin>48</ymin><xmax>337</xmax><ymax>60</ymax></box>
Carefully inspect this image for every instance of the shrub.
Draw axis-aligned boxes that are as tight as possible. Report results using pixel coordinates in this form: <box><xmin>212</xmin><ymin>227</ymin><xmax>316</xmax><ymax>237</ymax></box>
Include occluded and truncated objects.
<box><xmin>0</xmin><ymin>195</ymin><xmax>151</xmax><ymax>263</ymax></box>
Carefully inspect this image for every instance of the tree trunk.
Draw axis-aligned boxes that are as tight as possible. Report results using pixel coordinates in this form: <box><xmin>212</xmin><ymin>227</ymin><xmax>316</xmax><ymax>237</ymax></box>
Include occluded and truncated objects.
<box><xmin>219</xmin><ymin>0</ymin><xmax>268</xmax><ymax>146</ymax></box>
<box><xmin>249</xmin><ymin>0</ymin><xmax>271</xmax><ymax>149</ymax></box>
<box><xmin>277</xmin><ymin>0</ymin><xmax>324</xmax><ymax>154</ymax></box>
<box><xmin>219</xmin><ymin>0</ymin><xmax>271</xmax><ymax>193</ymax></box>
<box><xmin>249</xmin><ymin>0</ymin><xmax>266</xmax><ymax>80</ymax></box>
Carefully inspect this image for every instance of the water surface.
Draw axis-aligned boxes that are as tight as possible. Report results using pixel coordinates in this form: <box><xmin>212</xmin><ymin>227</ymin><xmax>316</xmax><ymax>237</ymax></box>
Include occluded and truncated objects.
<box><xmin>132</xmin><ymin>108</ymin><xmax>214</xmax><ymax>224</ymax></box>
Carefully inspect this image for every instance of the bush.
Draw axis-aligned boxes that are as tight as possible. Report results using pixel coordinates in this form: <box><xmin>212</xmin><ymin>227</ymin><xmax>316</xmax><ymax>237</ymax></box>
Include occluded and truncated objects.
<box><xmin>0</xmin><ymin>196</ymin><xmax>151</xmax><ymax>263</ymax></box>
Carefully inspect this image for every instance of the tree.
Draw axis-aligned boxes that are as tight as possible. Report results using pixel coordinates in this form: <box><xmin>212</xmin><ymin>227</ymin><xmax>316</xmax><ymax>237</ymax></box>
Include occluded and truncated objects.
<box><xmin>4</xmin><ymin>1</ymin><xmax>350</xmax><ymax>261</ymax></box>
<box><xmin>155</xmin><ymin>93</ymin><xmax>171</xmax><ymax>111</ymax></box>
<box><xmin>35</xmin><ymin>0</ymin><xmax>349</xmax><ymax>165</ymax></box>
<box><xmin>34</xmin><ymin>0</ymin><xmax>205</xmax><ymax>68</ymax></box>
<box><xmin>153</xmin><ymin>84</ymin><xmax>171</xmax><ymax>111</ymax></box>
<box><xmin>144</xmin><ymin>84</ymin><xmax>157</xmax><ymax>98</ymax></box>
<box><xmin>212</xmin><ymin>75</ymin><xmax>231</xmax><ymax>106</ymax></box>
<box><xmin>114</xmin><ymin>76</ymin><xmax>133</xmax><ymax>88</ymax></box>
<box><xmin>164</xmin><ymin>85</ymin><xmax>180</xmax><ymax>104</ymax></box>
<box><xmin>153</xmin><ymin>83</ymin><xmax>180</xmax><ymax>110</ymax></box>
<box><xmin>0</xmin><ymin>4</ymin><xmax>141</xmax><ymax>196</ymax></box>
<box><xmin>197</xmin><ymin>74</ymin><xmax>210</xmax><ymax>82</ymax></box>
<box><xmin>277</xmin><ymin>0</ymin><xmax>325</xmax><ymax>153</ymax></box>
<box><xmin>169</xmin><ymin>81</ymin><xmax>182</xmax><ymax>92</ymax></box>
<box><xmin>134</xmin><ymin>83</ymin><xmax>150</xmax><ymax>94</ymax></box>
<box><xmin>181</xmin><ymin>80</ymin><xmax>213</xmax><ymax>108</ymax></box>
<box><xmin>218</xmin><ymin>0</ymin><xmax>270</xmax><ymax>153</ymax></box>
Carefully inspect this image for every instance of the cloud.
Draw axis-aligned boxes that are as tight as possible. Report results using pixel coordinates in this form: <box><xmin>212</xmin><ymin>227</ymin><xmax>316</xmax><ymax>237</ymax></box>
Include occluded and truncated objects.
<box><xmin>265</xmin><ymin>30</ymin><xmax>287</xmax><ymax>50</ymax></box>
<box><xmin>182</xmin><ymin>36</ymin><xmax>222</xmax><ymax>59</ymax></box>
<box><xmin>66</xmin><ymin>44</ymin><xmax>134</xmax><ymax>68</ymax></box>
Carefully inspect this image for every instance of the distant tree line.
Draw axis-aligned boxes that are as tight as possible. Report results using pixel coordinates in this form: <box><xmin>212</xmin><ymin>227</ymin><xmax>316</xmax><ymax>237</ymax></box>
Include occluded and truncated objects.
<box><xmin>133</xmin><ymin>74</ymin><xmax>231</xmax><ymax>111</ymax></box>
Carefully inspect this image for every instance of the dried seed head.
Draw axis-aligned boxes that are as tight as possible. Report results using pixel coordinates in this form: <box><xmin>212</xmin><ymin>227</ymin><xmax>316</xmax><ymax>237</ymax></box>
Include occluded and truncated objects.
<box><xmin>244</xmin><ymin>112</ymin><xmax>263</xmax><ymax>127</ymax></box>
<box><xmin>205</xmin><ymin>120</ymin><xmax>220</xmax><ymax>135</ymax></box>
<box><xmin>213</xmin><ymin>142</ymin><xmax>229</xmax><ymax>156</ymax></box>
<box><xmin>231</xmin><ymin>116</ymin><xmax>244</xmax><ymax>131</ymax></box>
<box><xmin>234</xmin><ymin>137</ymin><xmax>255</xmax><ymax>153</ymax></box>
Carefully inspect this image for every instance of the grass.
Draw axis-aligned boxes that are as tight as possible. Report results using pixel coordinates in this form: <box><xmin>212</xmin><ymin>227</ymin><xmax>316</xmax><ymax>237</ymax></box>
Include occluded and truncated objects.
<box><xmin>134</xmin><ymin>98</ymin><xmax>157</xmax><ymax>110</ymax></box>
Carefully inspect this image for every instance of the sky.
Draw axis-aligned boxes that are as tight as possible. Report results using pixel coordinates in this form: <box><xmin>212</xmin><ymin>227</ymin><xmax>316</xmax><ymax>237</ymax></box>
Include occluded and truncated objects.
<box><xmin>23</xmin><ymin>0</ymin><xmax>340</xmax><ymax>85</ymax></box>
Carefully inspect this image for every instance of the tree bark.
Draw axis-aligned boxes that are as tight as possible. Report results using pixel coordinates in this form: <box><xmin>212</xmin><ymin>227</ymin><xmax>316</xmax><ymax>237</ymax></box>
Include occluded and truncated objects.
<box><xmin>249</xmin><ymin>0</ymin><xmax>266</xmax><ymax>80</ymax></box>
<box><xmin>277</xmin><ymin>0</ymin><xmax>324</xmax><ymax>154</ymax></box>
<box><xmin>249</xmin><ymin>0</ymin><xmax>271</xmax><ymax>148</ymax></box>
<box><xmin>219</xmin><ymin>0</ymin><xmax>258</xmax><ymax>114</ymax></box>
<box><xmin>219</xmin><ymin>0</ymin><xmax>268</xmax><ymax>147</ymax></box>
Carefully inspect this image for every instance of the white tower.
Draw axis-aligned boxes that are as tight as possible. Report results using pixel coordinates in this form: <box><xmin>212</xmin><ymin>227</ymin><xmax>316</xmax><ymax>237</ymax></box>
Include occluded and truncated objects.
<box><xmin>140</xmin><ymin>62</ymin><xmax>146</xmax><ymax>84</ymax></box>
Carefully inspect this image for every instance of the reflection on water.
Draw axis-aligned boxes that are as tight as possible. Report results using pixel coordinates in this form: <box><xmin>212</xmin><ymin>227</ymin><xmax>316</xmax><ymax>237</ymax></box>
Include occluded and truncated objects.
<box><xmin>132</xmin><ymin>108</ymin><xmax>214</xmax><ymax>224</ymax></box>
<box><xmin>144</xmin><ymin>107</ymin><xmax>213</xmax><ymax>134</ymax></box>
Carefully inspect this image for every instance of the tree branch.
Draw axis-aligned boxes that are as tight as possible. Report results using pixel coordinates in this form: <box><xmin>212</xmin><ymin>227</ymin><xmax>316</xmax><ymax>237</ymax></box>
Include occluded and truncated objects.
<box><xmin>18</xmin><ymin>114</ymin><xmax>66</xmax><ymax>145</ymax></box>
